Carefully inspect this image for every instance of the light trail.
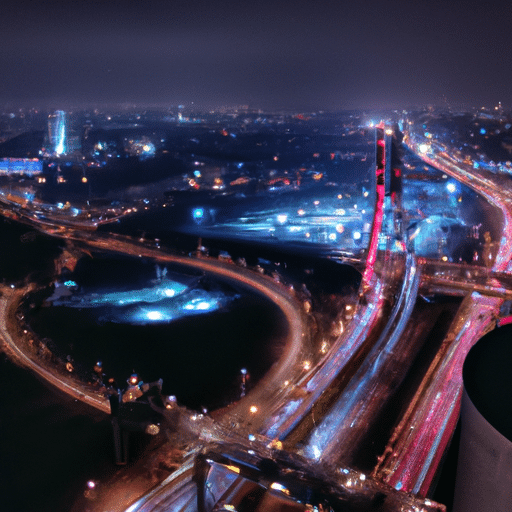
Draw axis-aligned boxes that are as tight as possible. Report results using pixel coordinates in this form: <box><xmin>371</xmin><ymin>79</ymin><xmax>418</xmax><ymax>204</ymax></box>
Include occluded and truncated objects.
<box><xmin>0</xmin><ymin>285</ymin><xmax>111</xmax><ymax>414</ymax></box>
<box><xmin>373</xmin><ymin>136</ymin><xmax>512</xmax><ymax>496</ymax></box>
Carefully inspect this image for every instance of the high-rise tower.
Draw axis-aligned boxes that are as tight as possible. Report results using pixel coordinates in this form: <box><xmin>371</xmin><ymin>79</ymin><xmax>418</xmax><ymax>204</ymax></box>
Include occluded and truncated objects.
<box><xmin>47</xmin><ymin>110</ymin><xmax>67</xmax><ymax>156</ymax></box>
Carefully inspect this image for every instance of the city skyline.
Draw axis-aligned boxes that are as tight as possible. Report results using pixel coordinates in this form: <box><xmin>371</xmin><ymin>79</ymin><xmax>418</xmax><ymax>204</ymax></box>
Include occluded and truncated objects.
<box><xmin>2</xmin><ymin>3</ymin><xmax>512</xmax><ymax>509</ymax></box>
<box><xmin>1</xmin><ymin>0</ymin><xmax>512</xmax><ymax>111</ymax></box>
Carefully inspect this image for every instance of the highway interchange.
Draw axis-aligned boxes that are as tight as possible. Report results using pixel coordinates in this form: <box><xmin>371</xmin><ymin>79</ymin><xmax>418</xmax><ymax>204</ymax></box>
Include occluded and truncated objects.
<box><xmin>1</xmin><ymin>129</ymin><xmax>512</xmax><ymax>511</ymax></box>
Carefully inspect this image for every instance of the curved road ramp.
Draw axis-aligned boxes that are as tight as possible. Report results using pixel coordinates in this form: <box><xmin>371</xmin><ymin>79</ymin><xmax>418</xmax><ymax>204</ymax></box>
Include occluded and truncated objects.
<box><xmin>118</xmin><ymin>252</ymin><xmax>446</xmax><ymax>512</ymax></box>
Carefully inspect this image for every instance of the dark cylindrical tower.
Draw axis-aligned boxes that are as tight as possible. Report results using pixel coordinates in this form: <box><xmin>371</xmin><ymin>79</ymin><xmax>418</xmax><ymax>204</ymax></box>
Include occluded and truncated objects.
<box><xmin>453</xmin><ymin>324</ymin><xmax>512</xmax><ymax>512</ymax></box>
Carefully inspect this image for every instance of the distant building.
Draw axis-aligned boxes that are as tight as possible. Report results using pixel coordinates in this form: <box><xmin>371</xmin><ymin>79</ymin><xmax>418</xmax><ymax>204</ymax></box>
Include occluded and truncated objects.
<box><xmin>0</xmin><ymin>157</ymin><xmax>43</xmax><ymax>175</ymax></box>
<box><xmin>66</xmin><ymin>134</ymin><xmax>82</xmax><ymax>155</ymax></box>
<box><xmin>47</xmin><ymin>110</ymin><xmax>67</xmax><ymax>156</ymax></box>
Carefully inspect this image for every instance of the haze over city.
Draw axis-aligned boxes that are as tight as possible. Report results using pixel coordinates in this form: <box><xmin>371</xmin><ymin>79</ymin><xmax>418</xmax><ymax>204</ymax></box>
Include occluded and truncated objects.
<box><xmin>2</xmin><ymin>0</ymin><xmax>512</xmax><ymax>110</ymax></box>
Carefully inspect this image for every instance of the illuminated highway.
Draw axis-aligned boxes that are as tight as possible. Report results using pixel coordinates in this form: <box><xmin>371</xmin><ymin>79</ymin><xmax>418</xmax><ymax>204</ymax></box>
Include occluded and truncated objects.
<box><xmin>115</xmin><ymin>132</ymin><xmax>512</xmax><ymax>511</ymax></box>
<box><xmin>370</xmin><ymin>131</ymin><xmax>512</xmax><ymax>496</ymax></box>
<box><xmin>408</xmin><ymin>136</ymin><xmax>512</xmax><ymax>273</ymax></box>
<box><xmin>0</xmin><ymin>205</ymin><xmax>441</xmax><ymax>512</ymax></box>
<box><xmin>0</xmin><ymin>284</ymin><xmax>111</xmax><ymax>414</ymax></box>
<box><xmin>2</xmin><ymin>124</ymin><xmax>512</xmax><ymax>511</ymax></box>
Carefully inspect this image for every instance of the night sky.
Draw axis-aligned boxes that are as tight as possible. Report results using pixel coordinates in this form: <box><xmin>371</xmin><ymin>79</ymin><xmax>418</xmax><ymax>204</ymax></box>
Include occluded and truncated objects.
<box><xmin>1</xmin><ymin>0</ymin><xmax>511</xmax><ymax>110</ymax></box>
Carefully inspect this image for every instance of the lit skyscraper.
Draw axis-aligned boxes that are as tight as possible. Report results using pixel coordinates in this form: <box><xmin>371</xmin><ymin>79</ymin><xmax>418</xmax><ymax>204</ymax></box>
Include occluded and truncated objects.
<box><xmin>48</xmin><ymin>110</ymin><xmax>67</xmax><ymax>156</ymax></box>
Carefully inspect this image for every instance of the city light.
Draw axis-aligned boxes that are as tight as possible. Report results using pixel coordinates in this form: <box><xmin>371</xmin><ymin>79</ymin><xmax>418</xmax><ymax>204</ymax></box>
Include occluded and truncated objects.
<box><xmin>3</xmin><ymin>103</ymin><xmax>510</xmax><ymax>511</ymax></box>
<box><xmin>183</xmin><ymin>299</ymin><xmax>215</xmax><ymax>311</ymax></box>
<box><xmin>270</xmin><ymin>482</ymin><xmax>290</xmax><ymax>495</ymax></box>
<box><xmin>446</xmin><ymin>182</ymin><xmax>457</xmax><ymax>193</ymax></box>
<box><xmin>193</xmin><ymin>207</ymin><xmax>205</xmax><ymax>222</ymax></box>
<box><xmin>146</xmin><ymin>311</ymin><xmax>164</xmax><ymax>321</ymax></box>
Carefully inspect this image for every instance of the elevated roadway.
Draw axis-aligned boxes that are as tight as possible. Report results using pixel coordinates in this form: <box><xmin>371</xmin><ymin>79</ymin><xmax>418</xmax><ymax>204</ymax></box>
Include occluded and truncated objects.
<box><xmin>99</xmin><ymin>130</ymin><xmax>457</xmax><ymax>511</ymax></box>
<box><xmin>369</xmin><ymin>136</ymin><xmax>512</xmax><ymax>496</ymax></box>
<box><xmin>302</xmin><ymin>253</ymin><xmax>420</xmax><ymax>465</ymax></box>
<box><xmin>3</xmin><ymin>130</ymin><xmax>511</xmax><ymax>511</ymax></box>
<box><xmin>418</xmin><ymin>258</ymin><xmax>512</xmax><ymax>300</ymax></box>
<box><xmin>0</xmin><ymin>138</ymin><xmax>452</xmax><ymax>512</ymax></box>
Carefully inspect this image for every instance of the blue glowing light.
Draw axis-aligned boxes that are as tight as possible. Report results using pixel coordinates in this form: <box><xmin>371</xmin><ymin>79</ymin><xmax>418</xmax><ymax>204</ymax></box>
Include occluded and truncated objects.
<box><xmin>480</xmin><ymin>128</ymin><xmax>487</xmax><ymax>135</ymax></box>
<box><xmin>51</xmin><ymin>278</ymin><xmax>189</xmax><ymax>307</ymax></box>
<box><xmin>52</xmin><ymin>272</ymin><xmax>240</xmax><ymax>325</ymax></box>
<box><xmin>446</xmin><ymin>182</ymin><xmax>457</xmax><ymax>193</ymax></box>
<box><xmin>183</xmin><ymin>298</ymin><xmax>216</xmax><ymax>311</ymax></box>
<box><xmin>123</xmin><ymin>294</ymin><xmax>223</xmax><ymax>325</ymax></box>
<box><xmin>193</xmin><ymin>208</ymin><xmax>205</xmax><ymax>220</ymax></box>
<box><xmin>146</xmin><ymin>311</ymin><xmax>164</xmax><ymax>321</ymax></box>
<box><xmin>161</xmin><ymin>288</ymin><xmax>176</xmax><ymax>298</ymax></box>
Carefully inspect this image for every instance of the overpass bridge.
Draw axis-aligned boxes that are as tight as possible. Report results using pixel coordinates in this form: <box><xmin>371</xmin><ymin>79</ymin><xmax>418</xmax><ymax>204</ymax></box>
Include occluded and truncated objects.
<box><xmin>418</xmin><ymin>258</ymin><xmax>512</xmax><ymax>300</ymax></box>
